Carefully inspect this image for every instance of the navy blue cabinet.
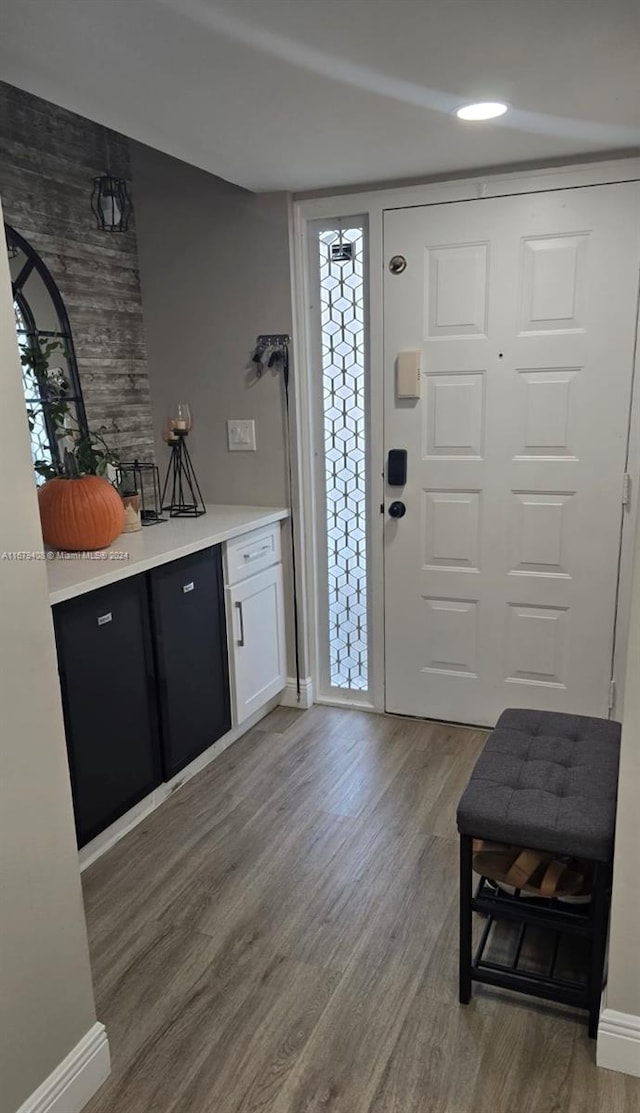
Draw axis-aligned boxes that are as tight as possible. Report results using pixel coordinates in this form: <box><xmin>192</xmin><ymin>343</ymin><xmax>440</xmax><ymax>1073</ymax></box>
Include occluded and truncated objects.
<box><xmin>148</xmin><ymin>546</ymin><xmax>231</xmax><ymax>778</ymax></box>
<box><xmin>53</xmin><ymin>575</ymin><xmax>161</xmax><ymax>848</ymax></box>
<box><xmin>53</xmin><ymin>545</ymin><xmax>231</xmax><ymax>847</ymax></box>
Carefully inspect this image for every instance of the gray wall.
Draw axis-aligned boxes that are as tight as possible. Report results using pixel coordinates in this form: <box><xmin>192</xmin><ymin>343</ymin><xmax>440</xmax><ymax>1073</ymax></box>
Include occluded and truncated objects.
<box><xmin>0</xmin><ymin>206</ymin><xmax>99</xmax><ymax>1113</ymax></box>
<box><xmin>606</xmin><ymin>505</ymin><xmax>640</xmax><ymax>1020</ymax></box>
<box><xmin>130</xmin><ymin>142</ymin><xmax>291</xmax><ymax>503</ymax></box>
<box><xmin>131</xmin><ymin>142</ymin><xmax>304</xmax><ymax>675</ymax></box>
<box><xmin>0</xmin><ymin>81</ymin><xmax>155</xmax><ymax>461</ymax></box>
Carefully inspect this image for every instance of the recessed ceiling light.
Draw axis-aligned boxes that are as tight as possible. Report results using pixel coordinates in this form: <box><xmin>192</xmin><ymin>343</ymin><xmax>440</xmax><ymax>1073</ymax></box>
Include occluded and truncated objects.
<box><xmin>456</xmin><ymin>102</ymin><xmax>509</xmax><ymax>121</ymax></box>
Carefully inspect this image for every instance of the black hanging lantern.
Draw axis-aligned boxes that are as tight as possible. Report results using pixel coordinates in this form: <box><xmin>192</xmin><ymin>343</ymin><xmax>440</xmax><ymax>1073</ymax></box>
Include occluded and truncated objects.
<box><xmin>91</xmin><ymin>172</ymin><xmax>132</xmax><ymax>233</ymax></box>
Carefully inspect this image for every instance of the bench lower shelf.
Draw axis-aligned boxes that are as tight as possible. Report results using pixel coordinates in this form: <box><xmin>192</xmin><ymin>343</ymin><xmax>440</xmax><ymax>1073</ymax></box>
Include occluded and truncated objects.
<box><xmin>472</xmin><ymin>878</ymin><xmax>592</xmax><ymax>1009</ymax></box>
<box><xmin>459</xmin><ymin>835</ymin><xmax>612</xmax><ymax>1037</ymax></box>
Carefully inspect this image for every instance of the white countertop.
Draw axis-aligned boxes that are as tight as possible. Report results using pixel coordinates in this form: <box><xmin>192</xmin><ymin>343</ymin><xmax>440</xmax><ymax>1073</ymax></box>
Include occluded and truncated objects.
<box><xmin>47</xmin><ymin>505</ymin><xmax>289</xmax><ymax>605</ymax></box>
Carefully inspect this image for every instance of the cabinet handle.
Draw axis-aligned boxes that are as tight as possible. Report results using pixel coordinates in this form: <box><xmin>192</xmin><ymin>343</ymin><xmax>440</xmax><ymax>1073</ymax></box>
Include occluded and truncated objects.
<box><xmin>97</xmin><ymin>612</ymin><xmax>112</xmax><ymax>626</ymax></box>
<box><xmin>243</xmin><ymin>544</ymin><xmax>271</xmax><ymax>562</ymax></box>
<box><xmin>235</xmin><ymin>601</ymin><xmax>245</xmax><ymax>647</ymax></box>
<box><xmin>182</xmin><ymin>581</ymin><xmax>195</xmax><ymax>594</ymax></box>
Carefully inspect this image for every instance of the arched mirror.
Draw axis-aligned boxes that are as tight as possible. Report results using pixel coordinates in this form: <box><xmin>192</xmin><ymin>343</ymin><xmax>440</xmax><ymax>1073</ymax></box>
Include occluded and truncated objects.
<box><xmin>5</xmin><ymin>224</ymin><xmax>88</xmax><ymax>482</ymax></box>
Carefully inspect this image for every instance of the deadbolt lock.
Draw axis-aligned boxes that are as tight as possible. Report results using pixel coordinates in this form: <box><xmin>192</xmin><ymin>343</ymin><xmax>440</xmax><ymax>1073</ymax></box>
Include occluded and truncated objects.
<box><xmin>389</xmin><ymin>254</ymin><xmax>407</xmax><ymax>275</ymax></box>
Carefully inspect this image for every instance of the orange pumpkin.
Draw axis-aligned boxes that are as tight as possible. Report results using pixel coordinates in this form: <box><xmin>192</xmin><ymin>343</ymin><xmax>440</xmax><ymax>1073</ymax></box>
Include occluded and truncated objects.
<box><xmin>38</xmin><ymin>475</ymin><xmax>125</xmax><ymax>552</ymax></box>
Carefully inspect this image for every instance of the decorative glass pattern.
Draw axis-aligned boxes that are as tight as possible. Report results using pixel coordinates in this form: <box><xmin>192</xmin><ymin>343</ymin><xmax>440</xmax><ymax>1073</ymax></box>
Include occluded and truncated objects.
<box><xmin>318</xmin><ymin>227</ymin><xmax>368</xmax><ymax>690</ymax></box>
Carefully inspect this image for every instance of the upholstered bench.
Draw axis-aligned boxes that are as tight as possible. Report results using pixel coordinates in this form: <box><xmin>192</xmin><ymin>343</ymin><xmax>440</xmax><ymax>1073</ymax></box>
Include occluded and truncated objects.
<box><xmin>457</xmin><ymin>708</ymin><xmax>621</xmax><ymax>1037</ymax></box>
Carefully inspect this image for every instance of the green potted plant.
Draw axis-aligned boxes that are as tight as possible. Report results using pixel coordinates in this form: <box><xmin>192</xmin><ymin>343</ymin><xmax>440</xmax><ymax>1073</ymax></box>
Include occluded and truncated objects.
<box><xmin>21</xmin><ymin>339</ymin><xmax>125</xmax><ymax>551</ymax></box>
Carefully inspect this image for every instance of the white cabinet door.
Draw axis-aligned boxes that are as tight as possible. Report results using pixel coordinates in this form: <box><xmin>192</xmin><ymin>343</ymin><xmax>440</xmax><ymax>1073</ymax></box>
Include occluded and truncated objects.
<box><xmin>227</xmin><ymin>564</ymin><xmax>286</xmax><ymax>724</ymax></box>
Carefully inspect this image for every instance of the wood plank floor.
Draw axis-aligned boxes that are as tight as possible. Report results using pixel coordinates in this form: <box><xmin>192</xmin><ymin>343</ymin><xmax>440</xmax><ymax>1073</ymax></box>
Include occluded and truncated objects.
<box><xmin>82</xmin><ymin>706</ymin><xmax>640</xmax><ymax>1113</ymax></box>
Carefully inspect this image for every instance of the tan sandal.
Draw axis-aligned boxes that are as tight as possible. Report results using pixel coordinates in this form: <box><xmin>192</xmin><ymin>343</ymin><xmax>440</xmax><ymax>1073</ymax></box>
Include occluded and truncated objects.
<box><xmin>472</xmin><ymin>839</ymin><xmax>590</xmax><ymax>899</ymax></box>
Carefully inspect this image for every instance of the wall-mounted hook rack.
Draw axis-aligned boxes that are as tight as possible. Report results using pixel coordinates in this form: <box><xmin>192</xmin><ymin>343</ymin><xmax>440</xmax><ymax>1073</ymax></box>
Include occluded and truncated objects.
<box><xmin>255</xmin><ymin>333</ymin><xmax>291</xmax><ymax>349</ymax></box>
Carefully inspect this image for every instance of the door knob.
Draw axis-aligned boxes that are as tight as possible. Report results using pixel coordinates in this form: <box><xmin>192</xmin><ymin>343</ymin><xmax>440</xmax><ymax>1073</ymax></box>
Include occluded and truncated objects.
<box><xmin>388</xmin><ymin>500</ymin><xmax>406</xmax><ymax>519</ymax></box>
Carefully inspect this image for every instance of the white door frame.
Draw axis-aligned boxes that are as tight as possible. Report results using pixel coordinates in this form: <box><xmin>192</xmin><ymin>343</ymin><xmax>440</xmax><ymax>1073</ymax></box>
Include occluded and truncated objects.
<box><xmin>290</xmin><ymin>158</ymin><xmax>640</xmax><ymax>717</ymax></box>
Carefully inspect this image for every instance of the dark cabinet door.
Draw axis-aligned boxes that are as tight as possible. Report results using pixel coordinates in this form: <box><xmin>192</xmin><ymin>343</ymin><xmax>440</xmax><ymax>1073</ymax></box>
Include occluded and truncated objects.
<box><xmin>149</xmin><ymin>545</ymin><xmax>231</xmax><ymax>778</ymax></box>
<box><xmin>53</xmin><ymin>576</ymin><xmax>161</xmax><ymax>847</ymax></box>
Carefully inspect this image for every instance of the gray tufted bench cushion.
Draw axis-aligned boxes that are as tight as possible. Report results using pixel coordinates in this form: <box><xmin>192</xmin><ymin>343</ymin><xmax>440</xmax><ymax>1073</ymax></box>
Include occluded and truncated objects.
<box><xmin>457</xmin><ymin>708</ymin><xmax>621</xmax><ymax>862</ymax></box>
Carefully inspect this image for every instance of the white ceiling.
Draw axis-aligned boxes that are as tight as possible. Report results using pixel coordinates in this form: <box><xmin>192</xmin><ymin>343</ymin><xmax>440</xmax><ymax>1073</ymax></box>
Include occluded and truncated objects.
<box><xmin>1</xmin><ymin>0</ymin><xmax>639</xmax><ymax>193</ymax></box>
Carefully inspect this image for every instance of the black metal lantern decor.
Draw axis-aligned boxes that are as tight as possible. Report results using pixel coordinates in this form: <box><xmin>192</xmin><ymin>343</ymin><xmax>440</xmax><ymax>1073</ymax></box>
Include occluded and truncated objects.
<box><xmin>116</xmin><ymin>460</ymin><xmax>165</xmax><ymax>525</ymax></box>
<box><xmin>91</xmin><ymin>172</ymin><xmax>132</xmax><ymax>233</ymax></box>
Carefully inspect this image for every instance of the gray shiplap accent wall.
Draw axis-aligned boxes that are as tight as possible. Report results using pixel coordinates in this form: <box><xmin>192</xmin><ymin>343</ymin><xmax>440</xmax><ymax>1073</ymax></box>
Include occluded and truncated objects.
<box><xmin>0</xmin><ymin>81</ymin><xmax>155</xmax><ymax>461</ymax></box>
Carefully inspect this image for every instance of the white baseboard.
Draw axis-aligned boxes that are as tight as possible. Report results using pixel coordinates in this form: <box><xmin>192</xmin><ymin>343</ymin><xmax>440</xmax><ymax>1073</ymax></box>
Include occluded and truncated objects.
<box><xmin>280</xmin><ymin>675</ymin><xmax>314</xmax><ymax>709</ymax></box>
<box><xmin>16</xmin><ymin>1023</ymin><xmax>110</xmax><ymax>1113</ymax></box>
<box><xmin>597</xmin><ymin>1008</ymin><xmax>640</xmax><ymax>1077</ymax></box>
<box><xmin>79</xmin><ymin>694</ymin><xmax>282</xmax><ymax>871</ymax></box>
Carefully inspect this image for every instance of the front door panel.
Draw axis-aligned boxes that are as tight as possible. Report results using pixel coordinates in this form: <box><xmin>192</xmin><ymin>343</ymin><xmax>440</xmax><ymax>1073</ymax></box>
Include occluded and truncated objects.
<box><xmin>383</xmin><ymin>183</ymin><xmax>640</xmax><ymax>726</ymax></box>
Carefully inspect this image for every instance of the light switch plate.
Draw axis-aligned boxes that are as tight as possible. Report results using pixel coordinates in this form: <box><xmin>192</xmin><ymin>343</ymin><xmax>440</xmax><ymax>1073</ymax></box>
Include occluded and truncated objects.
<box><xmin>227</xmin><ymin>419</ymin><xmax>256</xmax><ymax>452</ymax></box>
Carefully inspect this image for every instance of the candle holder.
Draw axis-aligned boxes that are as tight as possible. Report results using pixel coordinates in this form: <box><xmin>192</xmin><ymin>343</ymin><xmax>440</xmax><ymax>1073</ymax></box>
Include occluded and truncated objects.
<box><xmin>116</xmin><ymin>460</ymin><xmax>166</xmax><ymax>525</ymax></box>
<box><xmin>160</xmin><ymin>405</ymin><xmax>206</xmax><ymax>518</ymax></box>
<box><xmin>162</xmin><ymin>413</ymin><xmax>180</xmax><ymax>447</ymax></box>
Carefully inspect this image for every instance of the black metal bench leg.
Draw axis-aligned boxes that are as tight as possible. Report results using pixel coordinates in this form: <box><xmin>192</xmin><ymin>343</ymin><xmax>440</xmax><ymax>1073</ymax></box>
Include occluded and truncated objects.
<box><xmin>587</xmin><ymin>861</ymin><xmax>610</xmax><ymax>1039</ymax></box>
<box><xmin>459</xmin><ymin>834</ymin><xmax>473</xmax><ymax>1004</ymax></box>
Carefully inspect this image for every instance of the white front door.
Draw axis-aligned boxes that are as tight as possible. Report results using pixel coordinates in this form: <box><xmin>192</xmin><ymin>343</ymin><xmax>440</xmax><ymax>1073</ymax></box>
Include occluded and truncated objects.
<box><xmin>383</xmin><ymin>183</ymin><xmax>640</xmax><ymax>726</ymax></box>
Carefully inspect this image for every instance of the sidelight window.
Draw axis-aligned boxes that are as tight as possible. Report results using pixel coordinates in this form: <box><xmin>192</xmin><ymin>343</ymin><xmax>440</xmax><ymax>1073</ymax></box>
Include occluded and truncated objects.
<box><xmin>312</xmin><ymin>222</ymin><xmax>369</xmax><ymax>695</ymax></box>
